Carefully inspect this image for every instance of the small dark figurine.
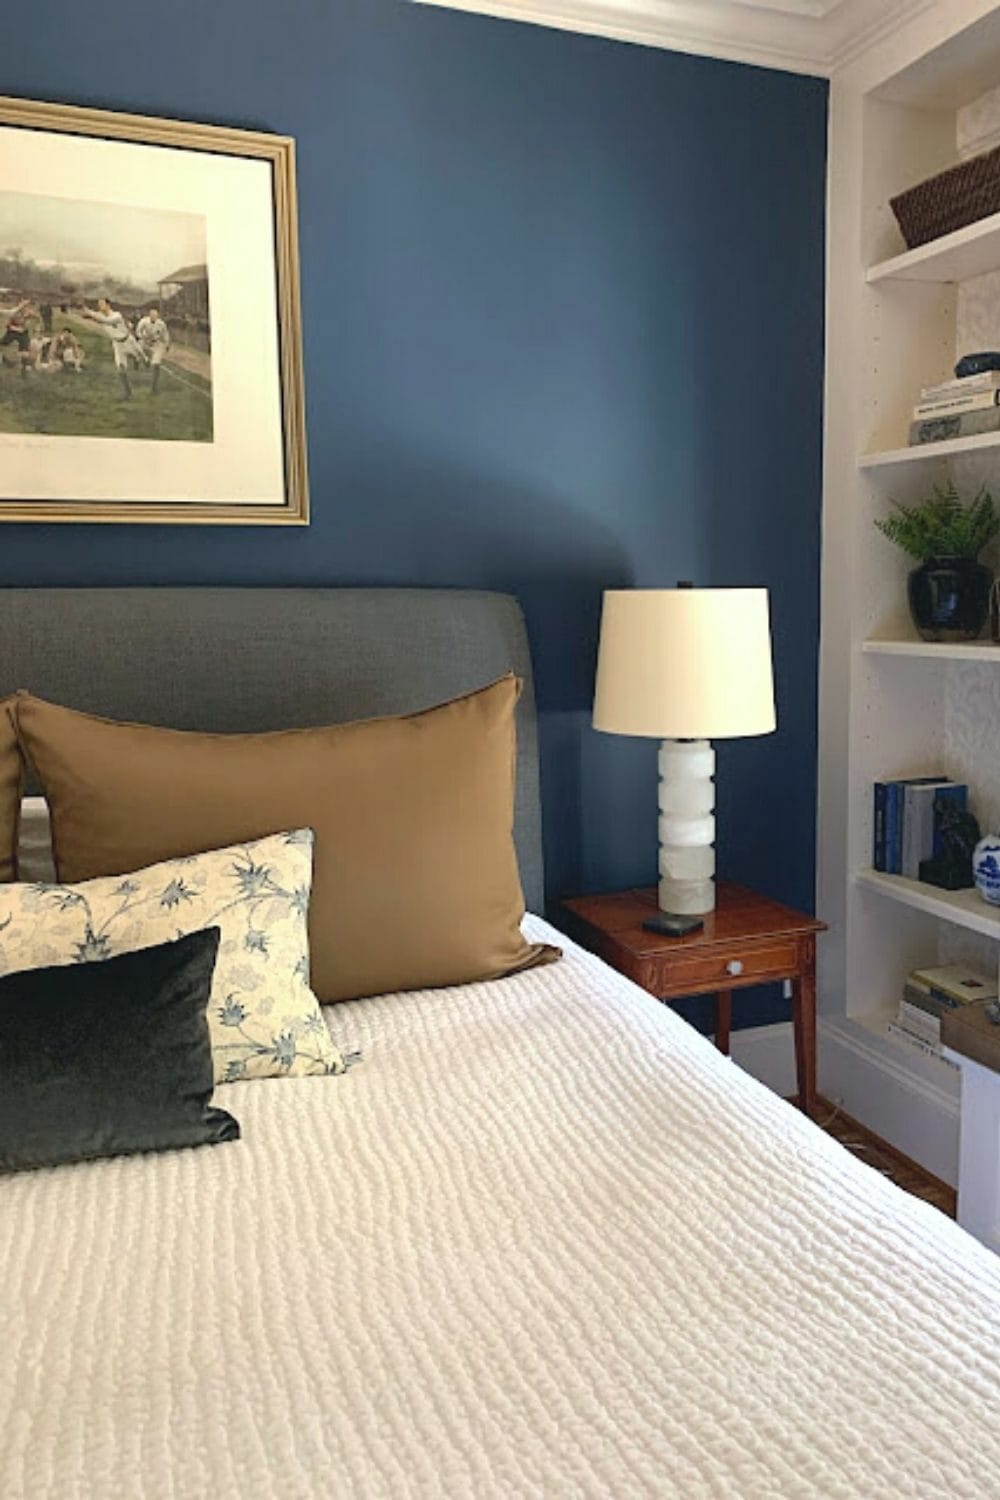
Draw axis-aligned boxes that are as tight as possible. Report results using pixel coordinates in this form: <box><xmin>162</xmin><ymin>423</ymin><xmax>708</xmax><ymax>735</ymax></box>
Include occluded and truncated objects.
<box><xmin>919</xmin><ymin>799</ymin><xmax>982</xmax><ymax>890</ymax></box>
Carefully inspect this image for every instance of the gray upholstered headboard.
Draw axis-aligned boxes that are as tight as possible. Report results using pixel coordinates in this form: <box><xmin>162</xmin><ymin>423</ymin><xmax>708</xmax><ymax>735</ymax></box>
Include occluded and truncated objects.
<box><xmin>0</xmin><ymin>587</ymin><xmax>545</xmax><ymax>912</ymax></box>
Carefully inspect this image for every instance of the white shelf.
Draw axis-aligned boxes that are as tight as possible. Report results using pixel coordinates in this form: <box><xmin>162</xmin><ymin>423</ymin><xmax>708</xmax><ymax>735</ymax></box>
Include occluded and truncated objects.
<box><xmin>867</xmin><ymin>211</ymin><xmax>1000</xmax><ymax>285</ymax></box>
<box><xmin>859</xmin><ymin>430</ymin><xmax>1000</xmax><ymax>470</ymax></box>
<box><xmin>863</xmin><ymin>639</ymin><xmax>1000</xmax><ymax>661</ymax></box>
<box><xmin>856</xmin><ymin>869</ymin><xmax>1000</xmax><ymax>940</ymax></box>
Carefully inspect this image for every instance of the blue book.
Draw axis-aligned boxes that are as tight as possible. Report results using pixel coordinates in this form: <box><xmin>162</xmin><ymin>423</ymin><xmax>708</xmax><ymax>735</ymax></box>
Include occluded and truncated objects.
<box><xmin>878</xmin><ymin>776</ymin><xmax>951</xmax><ymax>875</ymax></box>
<box><xmin>873</xmin><ymin>783</ymin><xmax>888</xmax><ymax>871</ymax></box>
<box><xmin>885</xmin><ymin>783</ymin><xmax>902</xmax><ymax>874</ymax></box>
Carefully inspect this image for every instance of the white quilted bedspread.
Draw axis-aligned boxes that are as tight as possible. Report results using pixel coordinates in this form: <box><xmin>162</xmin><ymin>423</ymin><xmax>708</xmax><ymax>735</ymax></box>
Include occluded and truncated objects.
<box><xmin>3</xmin><ymin>917</ymin><xmax>1000</xmax><ymax>1500</ymax></box>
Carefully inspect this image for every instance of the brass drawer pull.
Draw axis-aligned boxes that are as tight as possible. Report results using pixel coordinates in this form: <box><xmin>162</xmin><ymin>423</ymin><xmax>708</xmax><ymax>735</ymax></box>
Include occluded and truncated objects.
<box><xmin>726</xmin><ymin>960</ymin><xmax>744</xmax><ymax>977</ymax></box>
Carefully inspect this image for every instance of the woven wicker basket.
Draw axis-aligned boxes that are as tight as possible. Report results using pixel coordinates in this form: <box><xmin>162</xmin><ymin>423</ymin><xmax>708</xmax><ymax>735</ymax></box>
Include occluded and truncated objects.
<box><xmin>891</xmin><ymin>143</ymin><xmax>1000</xmax><ymax>250</ymax></box>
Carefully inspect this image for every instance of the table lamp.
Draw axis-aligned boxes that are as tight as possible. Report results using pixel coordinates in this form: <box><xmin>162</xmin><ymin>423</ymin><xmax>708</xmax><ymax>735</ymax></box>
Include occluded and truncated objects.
<box><xmin>593</xmin><ymin>585</ymin><xmax>776</xmax><ymax>934</ymax></box>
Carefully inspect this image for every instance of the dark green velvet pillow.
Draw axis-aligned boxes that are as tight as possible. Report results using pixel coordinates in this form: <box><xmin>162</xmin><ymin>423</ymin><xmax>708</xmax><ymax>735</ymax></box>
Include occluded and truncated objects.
<box><xmin>0</xmin><ymin>927</ymin><xmax>239</xmax><ymax>1172</ymax></box>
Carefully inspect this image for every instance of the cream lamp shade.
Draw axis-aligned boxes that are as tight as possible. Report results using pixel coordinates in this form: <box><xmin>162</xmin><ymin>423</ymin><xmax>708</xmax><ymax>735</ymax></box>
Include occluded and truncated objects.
<box><xmin>593</xmin><ymin>588</ymin><xmax>776</xmax><ymax>739</ymax></box>
<box><xmin>593</xmin><ymin>587</ymin><xmax>776</xmax><ymax>918</ymax></box>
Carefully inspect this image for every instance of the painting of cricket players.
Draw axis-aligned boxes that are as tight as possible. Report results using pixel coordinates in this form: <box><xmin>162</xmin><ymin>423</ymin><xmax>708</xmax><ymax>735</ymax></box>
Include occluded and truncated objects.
<box><xmin>0</xmin><ymin>95</ymin><xmax>305</xmax><ymax>523</ymax></box>
<box><xmin>0</xmin><ymin>189</ymin><xmax>213</xmax><ymax>442</ymax></box>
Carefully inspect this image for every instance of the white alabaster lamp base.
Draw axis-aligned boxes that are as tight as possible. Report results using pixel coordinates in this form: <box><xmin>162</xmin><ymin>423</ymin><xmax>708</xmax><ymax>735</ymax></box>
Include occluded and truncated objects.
<box><xmin>657</xmin><ymin>739</ymin><xmax>716</xmax><ymax>915</ymax></box>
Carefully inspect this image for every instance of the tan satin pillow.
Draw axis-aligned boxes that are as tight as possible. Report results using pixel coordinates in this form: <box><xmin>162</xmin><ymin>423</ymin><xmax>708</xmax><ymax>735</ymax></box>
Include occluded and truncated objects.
<box><xmin>0</xmin><ymin>698</ymin><xmax>22</xmax><ymax>882</ymax></box>
<box><xmin>13</xmin><ymin>678</ymin><xmax>558</xmax><ymax>1002</ymax></box>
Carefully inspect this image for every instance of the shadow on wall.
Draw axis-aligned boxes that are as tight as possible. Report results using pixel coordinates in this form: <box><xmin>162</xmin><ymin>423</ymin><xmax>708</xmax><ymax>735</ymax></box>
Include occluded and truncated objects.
<box><xmin>325</xmin><ymin>434</ymin><xmax>635</xmax><ymax>698</ymax></box>
<box><xmin>331</xmin><ymin>439</ymin><xmax>671</xmax><ymax>899</ymax></box>
<box><xmin>317</xmin><ymin>432</ymin><xmax>710</xmax><ymax>904</ymax></box>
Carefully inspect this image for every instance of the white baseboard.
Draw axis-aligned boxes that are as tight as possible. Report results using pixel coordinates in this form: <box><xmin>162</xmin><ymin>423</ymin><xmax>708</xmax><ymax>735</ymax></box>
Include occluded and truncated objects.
<box><xmin>732</xmin><ymin>1016</ymin><xmax>960</xmax><ymax>1187</ymax></box>
<box><xmin>819</xmin><ymin>1017</ymin><xmax>960</xmax><ymax>1186</ymax></box>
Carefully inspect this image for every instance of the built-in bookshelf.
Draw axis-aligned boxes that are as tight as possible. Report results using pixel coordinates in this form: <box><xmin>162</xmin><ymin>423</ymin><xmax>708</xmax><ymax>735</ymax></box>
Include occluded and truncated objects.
<box><xmin>862</xmin><ymin>639</ymin><xmax>1000</xmax><ymax>661</ymax></box>
<box><xmin>856</xmin><ymin>869</ymin><xmax>1000</xmax><ymax>941</ymax></box>
<box><xmin>866</xmin><ymin>209</ymin><xmax>1000</xmax><ymax>286</ymax></box>
<box><xmin>819</xmin><ymin>2</ymin><xmax>1000</xmax><ymax>1187</ymax></box>
<box><xmin>860</xmin><ymin>429</ymin><xmax>1000</xmax><ymax>469</ymax></box>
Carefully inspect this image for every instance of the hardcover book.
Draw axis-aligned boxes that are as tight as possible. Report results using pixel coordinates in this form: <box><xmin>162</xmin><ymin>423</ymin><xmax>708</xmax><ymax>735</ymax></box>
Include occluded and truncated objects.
<box><xmin>941</xmin><ymin>1003</ymin><xmax>1000</xmax><ymax>1073</ymax></box>
<box><xmin>887</xmin><ymin>1021</ymin><xmax>958</xmax><ymax>1071</ymax></box>
<box><xmin>897</xmin><ymin>999</ymin><xmax>942</xmax><ymax>1044</ymax></box>
<box><xmin>910</xmin><ymin>408</ymin><xmax>1000</xmax><ymax>445</ymax></box>
<box><xmin>903</xmin><ymin>981</ymin><xmax>951</xmax><ymax>1019</ymax></box>
<box><xmin>873</xmin><ymin>776</ymin><xmax>954</xmax><ymax>875</ymax></box>
<box><xmin>873</xmin><ymin>782</ymin><xmax>887</xmax><ymax>871</ymax></box>
<box><xmin>921</xmin><ymin>371</ymin><xmax>1000</xmax><ymax>399</ymax></box>
<box><xmin>913</xmin><ymin>389</ymin><xmax>1000</xmax><ymax>419</ymax></box>
<box><xmin>910</xmin><ymin>964</ymin><xmax>998</xmax><ymax>1007</ymax></box>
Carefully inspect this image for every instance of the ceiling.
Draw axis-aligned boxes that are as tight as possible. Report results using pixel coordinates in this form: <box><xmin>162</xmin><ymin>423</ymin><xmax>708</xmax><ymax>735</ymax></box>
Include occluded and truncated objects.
<box><xmin>410</xmin><ymin>0</ymin><xmax>939</xmax><ymax>76</ymax></box>
<box><xmin>727</xmin><ymin>1</ymin><xmax>842</xmax><ymax>17</ymax></box>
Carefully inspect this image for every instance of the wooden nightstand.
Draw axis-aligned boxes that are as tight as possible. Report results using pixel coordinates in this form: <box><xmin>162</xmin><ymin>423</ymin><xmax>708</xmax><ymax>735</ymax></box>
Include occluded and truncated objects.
<box><xmin>561</xmin><ymin>883</ymin><xmax>826</xmax><ymax>1117</ymax></box>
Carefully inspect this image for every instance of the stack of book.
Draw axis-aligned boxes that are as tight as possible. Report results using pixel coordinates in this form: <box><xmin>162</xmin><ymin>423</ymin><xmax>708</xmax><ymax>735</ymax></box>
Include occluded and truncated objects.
<box><xmin>873</xmin><ymin>776</ymin><xmax>967</xmax><ymax>876</ymax></box>
<box><xmin>890</xmin><ymin>962</ymin><xmax>997</xmax><ymax>1066</ymax></box>
<box><xmin>910</xmin><ymin>371</ymin><xmax>1000</xmax><ymax>445</ymax></box>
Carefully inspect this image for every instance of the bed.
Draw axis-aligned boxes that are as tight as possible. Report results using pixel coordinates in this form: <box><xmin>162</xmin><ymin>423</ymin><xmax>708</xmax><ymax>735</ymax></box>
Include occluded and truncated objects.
<box><xmin>1</xmin><ymin>588</ymin><xmax>999</xmax><ymax>1500</ymax></box>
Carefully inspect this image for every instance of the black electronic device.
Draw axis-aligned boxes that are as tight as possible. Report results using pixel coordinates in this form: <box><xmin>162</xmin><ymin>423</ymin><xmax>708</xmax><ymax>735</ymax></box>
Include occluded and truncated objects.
<box><xmin>642</xmin><ymin>912</ymin><xmax>704</xmax><ymax>938</ymax></box>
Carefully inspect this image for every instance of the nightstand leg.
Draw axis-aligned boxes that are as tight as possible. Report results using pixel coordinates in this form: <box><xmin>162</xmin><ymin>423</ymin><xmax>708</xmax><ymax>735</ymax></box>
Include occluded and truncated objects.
<box><xmin>791</xmin><ymin>941</ymin><xmax>817</xmax><ymax>1118</ymax></box>
<box><xmin>715</xmin><ymin>991</ymin><xmax>732</xmax><ymax>1055</ymax></box>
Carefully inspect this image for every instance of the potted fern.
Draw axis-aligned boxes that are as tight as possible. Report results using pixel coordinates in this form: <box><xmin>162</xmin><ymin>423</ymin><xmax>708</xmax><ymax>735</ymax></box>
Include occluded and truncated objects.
<box><xmin>875</xmin><ymin>482</ymin><xmax>998</xmax><ymax>642</ymax></box>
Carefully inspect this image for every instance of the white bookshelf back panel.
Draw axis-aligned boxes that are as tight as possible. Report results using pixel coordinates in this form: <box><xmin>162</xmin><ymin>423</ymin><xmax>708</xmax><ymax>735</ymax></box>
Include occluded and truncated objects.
<box><xmin>861</xmin><ymin>96</ymin><xmax>956</xmax><ymax>267</ymax></box>
<box><xmin>864</xmin><ymin>281</ymin><xmax>956</xmax><ymax>453</ymax></box>
<box><xmin>957</xmin><ymin>266</ymin><xmax>1000</xmax><ymax>358</ymax></box>
<box><xmin>849</xmin><ymin>881</ymin><xmax>949</xmax><ymax>1020</ymax></box>
<box><xmin>946</xmin><ymin>661</ymin><xmax>1000</xmax><ymax>834</ymax></box>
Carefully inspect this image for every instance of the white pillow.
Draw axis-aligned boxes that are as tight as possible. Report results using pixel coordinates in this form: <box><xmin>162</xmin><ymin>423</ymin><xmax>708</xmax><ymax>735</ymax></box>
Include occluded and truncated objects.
<box><xmin>1</xmin><ymin>828</ymin><xmax>345</xmax><ymax>1084</ymax></box>
<box><xmin>18</xmin><ymin>796</ymin><xmax>56</xmax><ymax>884</ymax></box>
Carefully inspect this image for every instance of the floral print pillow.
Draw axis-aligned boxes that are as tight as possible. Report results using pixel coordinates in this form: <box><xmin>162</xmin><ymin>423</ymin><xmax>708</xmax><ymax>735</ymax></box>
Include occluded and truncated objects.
<box><xmin>0</xmin><ymin>829</ymin><xmax>345</xmax><ymax>1084</ymax></box>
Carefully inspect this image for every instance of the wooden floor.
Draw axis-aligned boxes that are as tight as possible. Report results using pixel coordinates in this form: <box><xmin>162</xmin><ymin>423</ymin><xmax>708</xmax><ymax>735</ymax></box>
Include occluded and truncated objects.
<box><xmin>812</xmin><ymin>1096</ymin><xmax>956</xmax><ymax>1217</ymax></box>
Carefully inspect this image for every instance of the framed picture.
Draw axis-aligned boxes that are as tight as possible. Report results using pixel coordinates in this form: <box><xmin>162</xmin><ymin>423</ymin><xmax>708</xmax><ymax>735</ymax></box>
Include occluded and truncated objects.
<box><xmin>0</xmin><ymin>95</ymin><xmax>307</xmax><ymax>524</ymax></box>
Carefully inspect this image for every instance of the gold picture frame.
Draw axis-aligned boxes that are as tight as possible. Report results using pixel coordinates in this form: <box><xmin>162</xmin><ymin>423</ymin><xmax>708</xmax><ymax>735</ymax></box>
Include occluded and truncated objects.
<box><xmin>0</xmin><ymin>95</ymin><xmax>308</xmax><ymax>524</ymax></box>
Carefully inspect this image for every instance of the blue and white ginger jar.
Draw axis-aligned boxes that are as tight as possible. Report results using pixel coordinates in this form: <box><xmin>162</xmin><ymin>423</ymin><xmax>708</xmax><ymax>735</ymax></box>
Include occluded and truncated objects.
<box><xmin>973</xmin><ymin>836</ymin><xmax>1000</xmax><ymax>906</ymax></box>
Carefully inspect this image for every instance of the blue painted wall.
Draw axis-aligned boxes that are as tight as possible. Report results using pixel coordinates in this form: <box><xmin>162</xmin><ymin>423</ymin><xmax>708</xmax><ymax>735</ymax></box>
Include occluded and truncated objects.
<box><xmin>1</xmin><ymin>1</ymin><xmax>827</xmax><ymax>1021</ymax></box>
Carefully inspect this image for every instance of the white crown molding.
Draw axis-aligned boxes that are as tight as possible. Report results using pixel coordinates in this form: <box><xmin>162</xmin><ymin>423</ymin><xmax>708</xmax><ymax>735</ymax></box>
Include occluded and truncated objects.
<box><xmin>410</xmin><ymin>0</ymin><xmax>940</xmax><ymax>78</ymax></box>
<box><xmin>725</xmin><ymin>1</ymin><xmax>844</xmax><ymax>18</ymax></box>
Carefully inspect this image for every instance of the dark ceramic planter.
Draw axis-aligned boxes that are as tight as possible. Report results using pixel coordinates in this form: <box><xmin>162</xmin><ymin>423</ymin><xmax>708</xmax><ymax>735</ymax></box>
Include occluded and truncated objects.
<box><xmin>907</xmin><ymin>556</ymin><xmax>993</xmax><ymax>642</ymax></box>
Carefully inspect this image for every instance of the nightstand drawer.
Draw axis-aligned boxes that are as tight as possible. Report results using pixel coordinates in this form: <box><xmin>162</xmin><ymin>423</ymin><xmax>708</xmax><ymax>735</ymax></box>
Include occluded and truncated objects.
<box><xmin>654</xmin><ymin>940</ymin><xmax>799</xmax><ymax>993</ymax></box>
<box><xmin>562</xmin><ymin>885</ymin><xmax>824</xmax><ymax>1116</ymax></box>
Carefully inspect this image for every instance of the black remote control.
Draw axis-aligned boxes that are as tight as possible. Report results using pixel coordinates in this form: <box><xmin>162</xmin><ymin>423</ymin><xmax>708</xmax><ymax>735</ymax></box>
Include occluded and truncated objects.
<box><xmin>642</xmin><ymin>912</ymin><xmax>704</xmax><ymax>938</ymax></box>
